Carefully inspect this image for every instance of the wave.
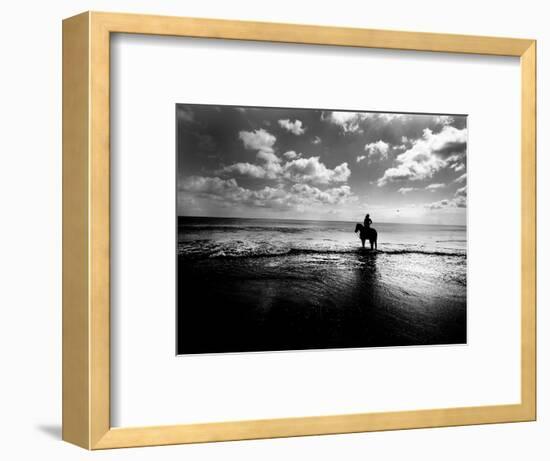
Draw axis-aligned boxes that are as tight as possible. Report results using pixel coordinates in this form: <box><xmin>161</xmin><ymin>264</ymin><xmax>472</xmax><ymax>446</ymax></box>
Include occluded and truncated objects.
<box><xmin>179</xmin><ymin>225</ymin><xmax>309</xmax><ymax>234</ymax></box>
<box><xmin>178</xmin><ymin>244</ymin><xmax>466</xmax><ymax>260</ymax></box>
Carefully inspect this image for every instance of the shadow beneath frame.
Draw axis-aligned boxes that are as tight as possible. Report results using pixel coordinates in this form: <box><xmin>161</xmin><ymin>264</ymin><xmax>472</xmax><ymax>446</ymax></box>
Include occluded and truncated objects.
<box><xmin>36</xmin><ymin>424</ymin><xmax>62</xmax><ymax>440</ymax></box>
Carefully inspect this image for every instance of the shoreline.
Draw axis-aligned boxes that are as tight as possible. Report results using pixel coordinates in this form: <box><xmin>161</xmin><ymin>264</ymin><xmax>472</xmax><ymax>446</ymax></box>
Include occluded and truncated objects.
<box><xmin>177</xmin><ymin>250</ymin><xmax>467</xmax><ymax>355</ymax></box>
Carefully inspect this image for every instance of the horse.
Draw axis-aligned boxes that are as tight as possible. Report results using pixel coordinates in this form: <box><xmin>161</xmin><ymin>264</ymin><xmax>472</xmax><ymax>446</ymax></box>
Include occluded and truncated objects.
<box><xmin>355</xmin><ymin>223</ymin><xmax>378</xmax><ymax>250</ymax></box>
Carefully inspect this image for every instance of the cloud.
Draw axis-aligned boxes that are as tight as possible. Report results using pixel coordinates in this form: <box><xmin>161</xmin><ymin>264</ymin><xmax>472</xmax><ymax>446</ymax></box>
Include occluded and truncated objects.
<box><xmin>322</xmin><ymin>111</ymin><xmax>371</xmax><ymax>133</ymax></box>
<box><xmin>239</xmin><ymin>128</ymin><xmax>276</xmax><ymax>154</ymax></box>
<box><xmin>261</xmin><ymin>159</ymin><xmax>283</xmax><ymax>180</ymax></box>
<box><xmin>453</xmin><ymin>173</ymin><xmax>467</xmax><ymax>184</ymax></box>
<box><xmin>278</xmin><ymin>119</ymin><xmax>306</xmax><ymax>135</ymax></box>
<box><xmin>434</xmin><ymin>115</ymin><xmax>455</xmax><ymax>126</ymax></box>
<box><xmin>181</xmin><ymin>175</ymin><xmax>355</xmax><ymax>211</ymax></box>
<box><xmin>364</xmin><ymin>140</ymin><xmax>390</xmax><ymax>161</ymax></box>
<box><xmin>182</xmin><ymin>176</ymin><xmax>243</xmax><ymax>196</ymax></box>
<box><xmin>221</xmin><ymin>147</ymin><xmax>348</xmax><ymax>185</ymax></box>
<box><xmin>283</xmin><ymin>157</ymin><xmax>351</xmax><ymax>185</ymax></box>
<box><xmin>378</xmin><ymin>113</ymin><xmax>408</xmax><ymax>122</ymax></box>
<box><xmin>446</xmin><ymin>153</ymin><xmax>466</xmax><ymax>173</ymax></box>
<box><xmin>219</xmin><ymin>162</ymin><xmax>267</xmax><ymax>178</ymax></box>
<box><xmin>453</xmin><ymin>186</ymin><xmax>467</xmax><ymax>207</ymax></box>
<box><xmin>238</xmin><ymin>128</ymin><xmax>282</xmax><ymax>178</ymax></box>
<box><xmin>398</xmin><ymin>187</ymin><xmax>418</xmax><ymax>195</ymax></box>
<box><xmin>425</xmin><ymin>199</ymin><xmax>451</xmax><ymax>210</ymax></box>
<box><xmin>455</xmin><ymin>186</ymin><xmax>467</xmax><ymax>197</ymax></box>
<box><xmin>453</xmin><ymin>196</ymin><xmax>466</xmax><ymax>208</ymax></box>
<box><xmin>425</xmin><ymin>185</ymin><xmax>467</xmax><ymax>209</ymax></box>
<box><xmin>425</xmin><ymin>183</ymin><xmax>445</xmax><ymax>191</ymax></box>
<box><xmin>283</xmin><ymin>150</ymin><xmax>299</xmax><ymax>160</ymax></box>
<box><xmin>377</xmin><ymin>125</ymin><xmax>467</xmax><ymax>186</ymax></box>
<box><xmin>181</xmin><ymin>176</ymin><xmax>288</xmax><ymax>209</ymax></box>
<box><xmin>290</xmin><ymin>184</ymin><xmax>354</xmax><ymax>205</ymax></box>
<box><xmin>312</xmin><ymin>136</ymin><xmax>322</xmax><ymax>144</ymax></box>
<box><xmin>257</xmin><ymin>150</ymin><xmax>281</xmax><ymax>164</ymax></box>
<box><xmin>321</xmin><ymin>111</ymin><xmax>411</xmax><ymax>133</ymax></box>
<box><xmin>356</xmin><ymin>155</ymin><xmax>366</xmax><ymax>163</ymax></box>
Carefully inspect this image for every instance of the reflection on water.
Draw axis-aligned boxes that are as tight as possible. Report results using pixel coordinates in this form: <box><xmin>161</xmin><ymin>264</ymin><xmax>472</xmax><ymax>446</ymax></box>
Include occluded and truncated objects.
<box><xmin>177</xmin><ymin>218</ymin><xmax>466</xmax><ymax>354</ymax></box>
<box><xmin>178</xmin><ymin>216</ymin><xmax>467</xmax><ymax>260</ymax></box>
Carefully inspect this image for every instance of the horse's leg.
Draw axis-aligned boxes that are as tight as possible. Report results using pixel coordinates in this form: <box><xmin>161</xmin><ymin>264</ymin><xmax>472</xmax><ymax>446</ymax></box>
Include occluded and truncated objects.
<box><xmin>361</xmin><ymin>239</ymin><xmax>365</xmax><ymax>248</ymax></box>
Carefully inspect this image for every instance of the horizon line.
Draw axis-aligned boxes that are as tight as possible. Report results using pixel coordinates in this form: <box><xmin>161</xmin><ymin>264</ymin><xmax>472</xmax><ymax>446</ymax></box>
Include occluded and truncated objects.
<box><xmin>177</xmin><ymin>214</ymin><xmax>466</xmax><ymax>227</ymax></box>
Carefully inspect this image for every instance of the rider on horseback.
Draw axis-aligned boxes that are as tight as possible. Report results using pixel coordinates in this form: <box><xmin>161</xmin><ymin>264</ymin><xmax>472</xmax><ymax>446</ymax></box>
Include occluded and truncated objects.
<box><xmin>356</xmin><ymin>214</ymin><xmax>377</xmax><ymax>250</ymax></box>
<box><xmin>364</xmin><ymin>214</ymin><xmax>372</xmax><ymax>228</ymax></box>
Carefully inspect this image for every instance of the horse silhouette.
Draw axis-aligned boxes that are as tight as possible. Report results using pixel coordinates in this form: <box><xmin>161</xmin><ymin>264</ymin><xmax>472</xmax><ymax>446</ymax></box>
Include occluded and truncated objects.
<box><xmin>355</xmin><ymin>223</ymin><xmax>378</xmax><ymax>250</ymax></box>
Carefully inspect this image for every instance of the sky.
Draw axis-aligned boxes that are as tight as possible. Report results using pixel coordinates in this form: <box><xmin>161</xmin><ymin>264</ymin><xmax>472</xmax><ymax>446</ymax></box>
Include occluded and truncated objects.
<box><xmin>176</xmin><ymin>104</ymin><xmax>467</xmax><ymax>225</ymax></box>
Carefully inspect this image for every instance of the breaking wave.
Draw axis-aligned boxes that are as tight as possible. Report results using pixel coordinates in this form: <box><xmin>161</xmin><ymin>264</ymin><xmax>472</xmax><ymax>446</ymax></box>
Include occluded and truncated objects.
<box><xmin>177</xmin><ymin>241</ymin><xmax>466</xmax><ymax>260</ymax></box>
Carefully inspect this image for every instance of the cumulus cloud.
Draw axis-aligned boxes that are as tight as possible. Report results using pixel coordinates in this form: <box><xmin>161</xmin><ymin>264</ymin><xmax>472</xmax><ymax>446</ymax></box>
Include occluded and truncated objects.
<box><xmin>453</xmin><ymin>196</ymin><xmax>467</xmax><ymax>208</ymax></box>
<box><xmin>398</xmin><ymin>187</ymin><xmax>418</xmax><ymax>195</ymax></box>
<box><xmin>225</xmin><ymin>124</ymin><xmax>350</xmax><ymax>185</ymax></box>
<box><xmin>283</xmin><ymin>157</ymin><xmax>350</xmax><ymax>185</ymax></box>
<box><xmin>455</xmin><ymin>186</ymin><xmax>467</xmax><ymax>197</ymax></box>
<box><xmin>278</xmin><ymin>119</ymin><xmax>306</xmax><ymax>135</ymax></box>
<box><xmin>321</xmin><ymin>111</ymin><xmax>372</xmax><ymax>133</ymax></box>
<box><xmin>321</xmin><ymin>111</ymin><xmax>409</xmax><ymax>133</ymax></box>
<box><xmin>425</xmin><ymin>185</ymin><xmax>467</xmax><ymax>210</ymax></box>
<box><xmin>356</xmin><ymin>155</ymin><xmax>366</xmax><ymax>163</ymax></box>
<box><xmin>312</xmin><ymin>136</ymin><xmax>322</xmax><ymax>144</ymax></box>
<box><xmin>237</xmin><ymin>128</ymin><xmax>282</xmax><ymax>178</ymax></box>
<box><xmin>283</xmin><ymin>150</ymin><xmax>299</xmax><ymax>160</ymax></box>
<box><xmin>445</xmin><ymin>153</ymin><xmax>466</xmax><ymax>173</ymax></box>
<box><xmin>377</xmin><ymin>125</ymin><xmax>467</xmax><ymax>186</ymax></box>
<box><xmin>219</xmin><ymin>162</ymin><xmax>267</xmax><ymax>178</ymax></box>
<box><xmin>425</xmin><ymin>199</ymin><xmax>451</xmax><ymax>210</ymax></box>
<box><xmin>425</xmin><ymin>183</ymin><xmax>445</xmax><ymax>191</ymax></box>
<box><xmin>220</xmin><ymin>145</ymin><xmax>348</xmax><ymax>185</ymax></box>
<box><xmin>290</xmin><ymin>184</ymin><xmax>354</xmax><ymax>205</ymax></box>
<box><xmin>239</xmin><ymin>129</ymin><xmax>276</xmax><ymax>154</ymax></box>
<box><xmin>364</xmin><ymin>140</ymin><xmax>390</xmax><ymax>161</ymax></box>
<box><xmin>434</xmin><ymin>115</ymin><xmax>455</xmax><ymax>126</ymax></box>
<box><xmin>257</xmin><ymin>150</ymin><xmax>281</xmax><ymax>164</ymax></box>
<box><xmin>182</xmin><ymin>176</ymin><xmax>289</xmax><ymax>209</ymax></box>
<box><xmin>453</xmin><ymin>173</ymin><xmax>467</xmax><ymax>184</ymax></box>
<box><xmin>182</xmin><ymin>176</ymin><xmax>243</xmax><ymax>196</ymax></box>
<box><xmin>378</xmin><ymin>113</ymin><xmax>407</xmax><ymax>122</ymax></box>
<box><xmin>181</xmin><ymin>175</ymin><xmax>355</xmax><ymax>210</ymax></box>
<box><xmin>453</xmin><ymin>186</ymin><xmax>467</xmax><ymax>207</ymax></box>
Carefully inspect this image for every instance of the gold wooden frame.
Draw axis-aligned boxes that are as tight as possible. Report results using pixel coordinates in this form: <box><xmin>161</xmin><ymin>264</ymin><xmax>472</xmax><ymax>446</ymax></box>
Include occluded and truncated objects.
<box><xmin>62</xmin><ymin>11</ymin><xmax>537</xmax><ymax>450</ymax></box>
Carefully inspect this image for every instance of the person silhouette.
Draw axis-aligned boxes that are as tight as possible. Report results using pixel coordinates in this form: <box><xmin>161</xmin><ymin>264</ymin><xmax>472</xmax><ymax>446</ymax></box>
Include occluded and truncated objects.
<box><xmin>355</xmin><ymin>215</ymin><xmax>377</xmax><ymax>249</ymax></box>
<box><xmin>364</xmin><ymin>214</ymin><xmax>372</xmax><ymax>229</ymax></box>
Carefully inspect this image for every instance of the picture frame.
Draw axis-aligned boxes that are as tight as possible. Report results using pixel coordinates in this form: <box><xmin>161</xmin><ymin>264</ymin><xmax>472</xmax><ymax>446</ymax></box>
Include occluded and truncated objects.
<box><xmin>62</xmin><ymin>11</ymin><xmax>536</xmax><ymax>449</ymax></box>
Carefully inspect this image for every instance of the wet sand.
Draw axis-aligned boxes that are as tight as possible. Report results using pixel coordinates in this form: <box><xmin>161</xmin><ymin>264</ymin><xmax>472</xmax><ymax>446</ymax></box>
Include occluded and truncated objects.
<box><xmin>177</xmin><ymin>250</ymin><xmax>466</xmax><ymax>354</ymax></box>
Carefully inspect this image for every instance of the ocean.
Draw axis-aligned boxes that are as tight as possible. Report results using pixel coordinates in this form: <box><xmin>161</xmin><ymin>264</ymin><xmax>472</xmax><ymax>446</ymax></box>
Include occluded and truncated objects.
<box><xmin>177</xmin><ymin>216</ymin><xmax>467</xmax><ymax>354</ymax></box>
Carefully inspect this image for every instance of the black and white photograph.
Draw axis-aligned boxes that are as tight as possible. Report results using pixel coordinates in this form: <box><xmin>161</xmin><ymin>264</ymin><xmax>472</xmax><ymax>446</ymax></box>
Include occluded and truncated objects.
<box><xmin>176</xmin><ymin>104</ymin><xmax>467</xmax><ymax>354</ymax></box>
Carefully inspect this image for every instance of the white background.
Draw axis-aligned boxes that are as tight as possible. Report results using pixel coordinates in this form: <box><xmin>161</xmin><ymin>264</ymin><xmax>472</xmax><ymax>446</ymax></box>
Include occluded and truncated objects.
<box><xmin>0</xmin><ymin>0</ymin><xmax>548</xmax><ymax>459</ymax></box>
<box><xmin>111</xmin><ymin>34</ymin><xmax>521</xmax><ymax>427</ymax></box>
